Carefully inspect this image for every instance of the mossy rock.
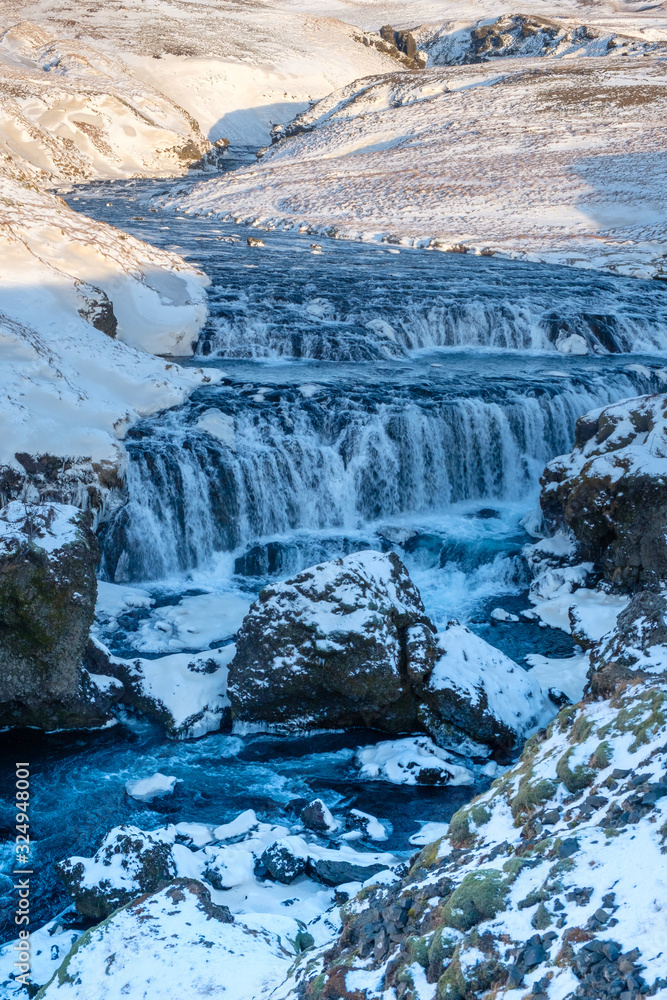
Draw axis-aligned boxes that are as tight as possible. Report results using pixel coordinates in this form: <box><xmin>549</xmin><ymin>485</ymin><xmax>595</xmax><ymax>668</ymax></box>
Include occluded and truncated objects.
<box><xmin>590</xmin><ymin>741</ymin><xmax>613</xmax><ymax>769</ymax></box>
<box><xmin>437</xmin><ymin>956</ymin><xmax>466</xmax><ymax>1000</ymax></box>
<box><xmin>512</xmin><ymin>777</ymin><xmax>557</xmax><ymax>818</ymax></box>
<box><xmin>556</xmin><ymin>748</ymin><xmax>595</xmax><ymax>794</ymax></box>
<box><xmin>441</xmin><ymin>870</ymin><xmax>510</xmax><ymax>932</ymax></box>
<box><xmin>531</xmin><ymin>902</ymin><xmax>552</xmax><ymax>929</ymax></box>
<box><xmin>436</xmin><ymin>949</ymin><xmax>505</xmax><ymax>1000</ymax></box>
<box><xmin>448</xmin><ymin>810</ymin><xmax>472</xmax><ymax>847</ymax></box>
<box><xmin>428</xmin><ymin>928</ymin><xmax>460</xmax><ymax>979</ymax></box>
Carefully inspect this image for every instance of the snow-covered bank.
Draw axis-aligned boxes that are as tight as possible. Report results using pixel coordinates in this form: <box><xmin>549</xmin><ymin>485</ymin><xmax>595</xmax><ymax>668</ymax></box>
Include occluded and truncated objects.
<box><xmin>164</xmin><ymin>54</ymin><xmax>667</xmax><ymax>279</ymax></box>
<box><xmin>0</xmin><ymin>174</ymin><xmax>212</xmax><ymax>491</ymax></box>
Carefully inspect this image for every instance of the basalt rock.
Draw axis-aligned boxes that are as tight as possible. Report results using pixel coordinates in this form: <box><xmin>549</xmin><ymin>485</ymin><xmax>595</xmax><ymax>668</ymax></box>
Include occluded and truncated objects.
<box><xmin>0</xmin><ymin>501</ymin><xmax>111</xmax><ymax>730</ymax></box>
<box><xmin>541</xmin><ymin>394</ymin><xmax>667</xmax><ymax>589</ymax></box>
<box><xmin>588</xmin><ymin>590</ymin><xmax>667</xmax><ymax>696</ymax></box>
<box><xmin>228</xmin><ymin>550</ymin><xmax>439</xmax><ymax>733</ymax></box>
<box><xmin>229</xmin><ymin>552</ymin><xmax>552</xmax><ymax>755</ymax></box>
<box><xmin>57</xmin><ymin>826</ymin><xmax>177</xmax><ymax>920</ymax></box>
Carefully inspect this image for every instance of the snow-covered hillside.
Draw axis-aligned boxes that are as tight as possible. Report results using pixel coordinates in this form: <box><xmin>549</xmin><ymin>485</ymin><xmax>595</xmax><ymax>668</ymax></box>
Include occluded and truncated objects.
<box><xmin>164</xmin><ymin>52</ymin><xmax>667</xmax><ymax>278</ymax></box>
<box><xmin>0</xmin><ymin>21</ymin><xmax>214</xmax><ymax>182</ymax></box>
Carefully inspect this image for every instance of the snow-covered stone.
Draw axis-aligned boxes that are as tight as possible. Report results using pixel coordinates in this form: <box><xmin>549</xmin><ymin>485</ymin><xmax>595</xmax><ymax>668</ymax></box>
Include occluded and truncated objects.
<box><xmin>416</xmin><ymin>13</ymin><xmax>663</xmax><ymax>67</ymax></box>
<box><xmin>57</xmin><ymin>826</ymin><xmax>177</xmax><ymax>920</ymax></box>
<box><xmin>418</xmin><ymin>621</ymin><xmax>554</xmax><ymax>756</ymax></box>
<box><xmin>345</xmin><ymin>809</ymin><xmax>389</xmax><ymax>842</ymax></box>
<box><xmin>541</xmin><ymin>393</ymin><xmax>667</xmax><ymax>589</ymax></box>
<box><xmin>228</xmin><ymin>550</ymin><xmax>438</xmax><ymax>733</ymax></box>
<box><xmin>300</xmin><ymin>798</ymin><xmax>339</xmax><ymax>834</ymax></box>
<box><xmin>125</xmin><ymin>773</ymin><xmax>180</xmax><ymax>802</ymax></box>
<box><xmin>88</xmin><ymin>638</ymin><xmax>234</xmax><ymax>738</ymax></box>
<box><xmin>356</xmin><ymin>737</ymin><xmax>474</xmax><ymax>787</ymax></box>
<box><xmin>588</xmin><ymin>590</ymin><xmax>667</xmax><ymax>696</ymax></box>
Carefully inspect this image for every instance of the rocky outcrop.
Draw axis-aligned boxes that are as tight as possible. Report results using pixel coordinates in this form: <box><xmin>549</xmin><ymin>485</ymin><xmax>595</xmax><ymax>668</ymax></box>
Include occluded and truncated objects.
<box><xmin>416</xmin><ymin>13</ymin><xmax>661</xmax><ymax>67</ymax></box>
<box><xmin>229</xmin><ymin>551</ymin><xmax>553</xmax><ymax>756</ymax></box>
<box><xmin>57</xmin><ymin>826</ymin><xmax>177</xmax><ymax>920</ymax></box>
<box><xmin>588</xmin><ymin>590</ymin><xmax>667</xmax><ymax>696</ymax></box>
<box><xmin>541</xmin><ymin>394</ymin><xmax>667</xmax><ymax>590</ymax></box>
<box><xmin>352</xmin><ymin>25</ymin><xmax>426</xmax><ymax>70</ymax></box>
<box><xmin>228</xmin><ymin>550</ymin><xmax>439</xmax><ymax>734</ymax></box>
<box><xmin>0</xmin><ymin>501</ymin><xmax>115</xmax><ymax>729</ymax></box>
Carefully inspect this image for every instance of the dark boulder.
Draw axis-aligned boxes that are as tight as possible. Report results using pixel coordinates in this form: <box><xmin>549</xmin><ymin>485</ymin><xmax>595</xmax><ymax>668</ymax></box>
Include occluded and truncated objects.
<box><xmin>540</xmin><ymin>394</ymin><xmax>667</xmax><ymax>590</ymax></box>
<box><xmin>0</xmin><ymin>501</ymin><xmax>110</xmax><ymax>730</ymax></box>
<box><xmin>228</xmin><ymin>550</ymin><xmax>439</xmax><ymax>733</ymax></box>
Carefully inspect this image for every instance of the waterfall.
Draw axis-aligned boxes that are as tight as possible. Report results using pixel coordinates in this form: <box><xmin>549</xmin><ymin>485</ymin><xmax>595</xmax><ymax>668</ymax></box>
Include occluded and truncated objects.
<box><xmin>100</xmin><ymin>365</ymin><xmax>660</xmax><ymax>582</ymax></box>
<box><xmin>198</xmin><ymin>249</ymin><xmax>667</xmax><ymax>360</ymax></box>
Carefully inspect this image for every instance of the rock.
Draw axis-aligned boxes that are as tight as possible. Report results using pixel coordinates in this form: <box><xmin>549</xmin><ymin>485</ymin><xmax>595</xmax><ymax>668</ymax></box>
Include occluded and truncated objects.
<box><xmin>300</xmin><ymin>798</ymin><xmax>338</xmax><ymax>834</ymax></box>
<box><xmin>588</xmin><ymin>590</ymin><xmax>667</xmax><ymax>695</ymax></box>
<box><xmin>257</xmin><ymin>841</ymin><xmax>307</xmax><ymax>884</ymax></box>
<box><xmin>86</xmin><ymin>637</ymin><xmax>233</xmax><ymax>739</ymax></box>
<box><xmin>308</xmin><ymin>857</ymin><xmax>389</xmax><ymax>887</ymax></box>
<box><xmin>0</xmin><ymin>501</ymin><xmax>113</xmax><ymax>730</ymax></box>
<box><xmin>356</xmin><ymin>736</ymin><xmax>473</xmax><ymax>786</ymax></box>
<box><xmin>247</xmin><ymin>236</ymin><xmax>265</xmax><ymax>247</ymax></box>
<box><xmin>541</xmin><ymin>394</ymin><xmax>667</xmax><ymax>589</ymax></box>
<box><xmin>228</xmin><ymin>550</ymin><xmax>438</xmax><ymax>733</ymax></box>
<box><xmin>229</xmin><ymin>553</ymin><xmax>552</xmax><ymax>756</ymax></box>
<box><xmin>416</xmin><ymin>621</ymin><xmax>553</xmax><ymax>755</ymax></box>
<box><xmin>56</xmin><ymin>826</ymin><xmax>176</xmax><ymax>920</ymax></box>
<box><xmin>345</xmin><ymin>809</ymin><xmax>388</xmax><ymax>842</ymax></box>
<box><xmin>556</xmin><ymin>837</ymin><xmax>580</xmax><ymax>859</ymax></box>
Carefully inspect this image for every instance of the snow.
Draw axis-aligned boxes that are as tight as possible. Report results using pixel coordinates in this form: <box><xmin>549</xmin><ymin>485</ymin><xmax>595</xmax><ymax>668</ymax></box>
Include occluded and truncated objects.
<box><xmin>531</xmin><ymin>583</ymin><xmax>629</xmax><ymax>638</ymax></box>
<box><xmin>429</xmin><ymin>622</ymin><xmax>554</xmax><ymax>739</ymax></box>
<box><xmin>125</xmin><ymin>772</ymin><xmax>180</xmax><ymax>802</ymax></box>
<box><xmin>0</xmin><ymin>21</ymin><xmax>211</xmax><ymax>182</ymax></box>
<box><xmin>0</xmin><ymin>175</ymin><xmax>214</xmax><ymax>471</ymax></box>
<box><xmin>356</xmin><ymin>736</ymin><xmax>474</xmax><ymax>786</ymax></box>
<box><xmin>409</xmin><ymin>821</ymin><xmax>450</xmax><ymax>846</ymax></box>
<box><xmin>525</xmin><ymin>651</ymin><xmax>590</xmax><ymax>703</ymax></box>
<box><xmin>213</xmin><ymin>810</ymin><xmax>261</xmax><ymax>842</ymax></box>
<box><xmin>37</xmin><ymin>882</ymin><xmax>294</xmax><ymax>1000</ymax></box>
<box><xmin>131</xmin><ymin>591</ymin><xmax>251</xmax><ymax>653</ymax></box>
<box><xmin>0</xmin><ymin>501</ymin><xmax>81</xmax><ymax>556</ymax></box>
<box><xmin>94</xmin><ymin>637</ymin><xmax>235</xmax><ymax>737</ymax></box>
<box><xmin>132</xmin><ymin>646</ymin><xmax>235</xmax><ymax>738</ymax></box>
<box><xmin>95</xmin><ymin>581</ymin><xmax>154</xmax><ymax>621</ymax></box>
<box><xmin>174</xmin><ymin>822</ymin><xmax>215</xmax><ymax>847</ymax></box>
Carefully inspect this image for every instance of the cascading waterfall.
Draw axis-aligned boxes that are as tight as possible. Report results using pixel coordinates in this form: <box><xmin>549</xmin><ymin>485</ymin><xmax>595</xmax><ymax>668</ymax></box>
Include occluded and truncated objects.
<box><xmin>198</xmin><ymin>240</ymin><xmax>667</xmax><ymax>360</ymax></box>
<box><xmin>101</xmin><ymin>364</ymin><xmax>661</xmax><ymax>582</ymax></box>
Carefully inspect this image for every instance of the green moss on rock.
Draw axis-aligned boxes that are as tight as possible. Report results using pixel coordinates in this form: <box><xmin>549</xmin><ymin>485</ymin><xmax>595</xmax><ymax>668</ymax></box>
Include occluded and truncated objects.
<box><xmin>556</xmin><ymin>748</ymin><xmax>596</xmax><ymax>793</ymax></box>
<box><xmin>441</xmin><ymin>870</ymin><xmax>510</xmax><ymax>932</ymax></box>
